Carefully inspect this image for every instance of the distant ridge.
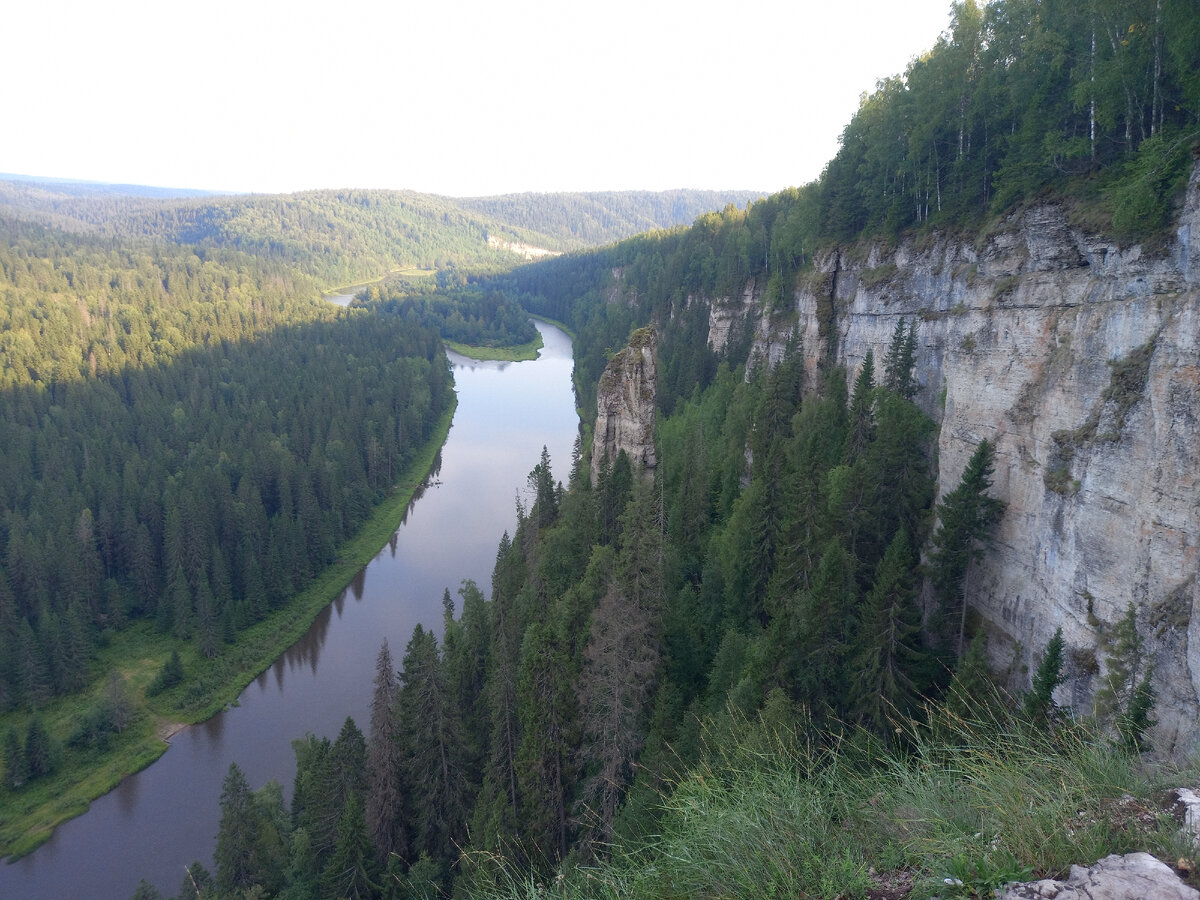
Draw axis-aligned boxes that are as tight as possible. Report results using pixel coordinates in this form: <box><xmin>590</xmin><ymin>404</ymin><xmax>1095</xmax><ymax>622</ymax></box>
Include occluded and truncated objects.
<box><xmin>458</xmin><ymin>189</ymin><xmax>765</xmax><ymax>248</ymax></box>
<box><xmin>0</xmin><ymin>172</ymin><xmax>224</xmax><ymax>199</ymax></box>
<box><xmin>0</xmin><ymin>180</ymin><xmax>765</xmax><ymax>285</ymax></box>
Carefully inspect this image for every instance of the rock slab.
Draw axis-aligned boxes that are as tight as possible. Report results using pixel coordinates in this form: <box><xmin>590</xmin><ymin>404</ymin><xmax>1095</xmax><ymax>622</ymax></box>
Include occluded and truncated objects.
<box><xmin>997</xmin><ymin>852</ymin><xmax>1198</xmax><ymax>900</ymax></box>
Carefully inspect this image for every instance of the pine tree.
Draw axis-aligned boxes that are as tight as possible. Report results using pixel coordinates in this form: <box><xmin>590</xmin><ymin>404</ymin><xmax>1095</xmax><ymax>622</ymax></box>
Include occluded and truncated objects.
<box><xmin>15</xmin><ymin>616</ymin><xmax>51</xmax><ymax>707</ymax></box>
<box><xmin>331</xmin><ymin>716</ymin><xmax>367</xmax><ymax>811</ymax></box>
<box><xmin>788</xmin><ymin>538</ymin><xmax>859</xmax><ymax>720</ymax></box>
<box><xmin>279</xmin><ymin>827</ymin><xmax>319</xmax><ymax>900</ymax></box>
<box><xmin>944</xmin><ymin>631</ymin><xmax>999</xmax><ymax>719</ymax></box>
<box><xmin>442</xmin><ymin>581</ymin><xmax>490</xmax><ymax>800</ymax></box>
<box><xmin>291</xmin><ymin>735</ymin><xmax>341</xmax><ymax>861</ymax></box>
<box><xmin>249</xmin><ymin>780</ymin><xmax>290</xmax><ymax>896</ymax></box>
<box><xmin>530</xmin><ymin>445</ymin><xmax>559</xmax><ymax>530</ymax></box>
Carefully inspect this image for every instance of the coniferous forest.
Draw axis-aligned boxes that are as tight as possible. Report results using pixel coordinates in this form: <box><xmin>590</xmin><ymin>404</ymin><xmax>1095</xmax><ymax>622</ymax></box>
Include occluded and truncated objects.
<box><xmin>2</xmin><ymin>0</ymin><xmax>1200</xmax><ymax>896</ymax></box>
<box><xmin>0</xmin><ymin>215</ymin><xmax>455</xmax><ymax>722</ymax></box>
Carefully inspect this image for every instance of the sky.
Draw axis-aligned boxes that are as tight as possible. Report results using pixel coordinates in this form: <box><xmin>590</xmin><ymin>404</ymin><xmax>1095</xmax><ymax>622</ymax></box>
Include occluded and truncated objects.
<box><xmin>5</xmin><ymin>0</ymin><xmax>954</xmax><ymax>198</ymax></box>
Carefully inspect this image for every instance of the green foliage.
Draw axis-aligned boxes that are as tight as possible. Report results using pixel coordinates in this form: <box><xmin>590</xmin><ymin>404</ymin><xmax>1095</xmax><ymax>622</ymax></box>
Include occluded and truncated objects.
<box><xmin>1109</xmin><ymin>134</ymin><xmax>1192</xmax><ymax>240</ymax></box>
<box><xmin>472</xmin><ymin>704</ymin><xmax>1182</xmax><ymax>900</ymax></box>
<box><xmin>1023</xmin><ymin>628</ymin><xmax>1066</xmax><ymax>725</ymax></box>
<box><xmin>214</xmin><ymin>762</ymin><xmax>253</xmax><ymax>892</ymax></box>
<box><xmin>1095</xmin><ymin>603</ymin><xmax>1157</xmax><ymax>752</ymax></box>
<box><xmin>929</xmin><ymin>439</ymin><xmax>1006</xmax><ymax>656</ymax></box>
<box><xmin>362</xmin><ymin>280</ymin><xmax>538</xmax><ymax>349</ymax></box>
<box><xmin>939</xmin><ymin>848</ymin><xmax>1034</xmax><ymax>898</ymax></box>
<box><xmin>457</xmin><ymin>189</ymin><xmax>762</xmax><ymax>249</ymax></box>
<box><xmin>22</xmin><ymin>716</ymin><xmax>61</xmax><ymax>780</ymax></box>
<box><xmin>0</xmin><ymin>240</ymin><xmax>454</xmax><ymax>712</ymax></box>
<box><xmin>145</xmin><ymin>651</ymin><xmax>184</xmax><ymax>697</ymax></box>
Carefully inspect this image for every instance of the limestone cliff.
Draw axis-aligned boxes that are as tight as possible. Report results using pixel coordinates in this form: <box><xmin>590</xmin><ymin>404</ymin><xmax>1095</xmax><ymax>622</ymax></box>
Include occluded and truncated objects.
<box><xmin>715</xmin><ymin>160</ymin><xmax>1200</xmax><ymax>751</ymax></box>
<box><xmin>592</xmin><ymin>326</ymin><xmax>657</xmax><ymax>484</ymax></box>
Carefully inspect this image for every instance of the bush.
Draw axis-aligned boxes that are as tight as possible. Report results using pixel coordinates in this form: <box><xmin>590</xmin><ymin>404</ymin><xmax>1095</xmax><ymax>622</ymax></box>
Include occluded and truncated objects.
<box><xmin>145</xmin><ymin>651</ymin><xmax>184</xmax><ymax>697</ymax></box>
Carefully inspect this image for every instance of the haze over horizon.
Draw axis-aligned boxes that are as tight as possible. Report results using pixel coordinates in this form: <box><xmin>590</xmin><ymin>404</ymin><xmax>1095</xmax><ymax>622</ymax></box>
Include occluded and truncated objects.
<box><xmin>5</xmin><ymin>0</ymin><xmax>952</xmax><ymax>198</ymax></box>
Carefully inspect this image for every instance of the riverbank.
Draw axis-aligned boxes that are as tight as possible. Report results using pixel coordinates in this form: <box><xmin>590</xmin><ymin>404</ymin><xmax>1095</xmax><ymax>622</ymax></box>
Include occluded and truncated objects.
<box><xmin>0</xmin><ymin>397</ymin><xmax>458</xmax><ymax>861</ymax></box>
<box><xmin>320</xmin><ymin>266</ymin><xmax>436</xmax><ymax>300</ymax></box>
<box><xmin>444</xmin><ymin>329</ymin><xmax>544</xmax><ymax>361</ymax></box>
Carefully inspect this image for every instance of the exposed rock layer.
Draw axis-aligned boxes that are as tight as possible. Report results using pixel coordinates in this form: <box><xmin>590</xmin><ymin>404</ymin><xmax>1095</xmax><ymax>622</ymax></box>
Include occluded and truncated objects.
<box><xmin>592</xmin><ymin>326</ymin><xmax>658</xmax><ymax>484</ymax></box>
<box><xmin>707</xmin><ymin>161</ymin><xmax>1200</xmax><ymax>751</ymax></box>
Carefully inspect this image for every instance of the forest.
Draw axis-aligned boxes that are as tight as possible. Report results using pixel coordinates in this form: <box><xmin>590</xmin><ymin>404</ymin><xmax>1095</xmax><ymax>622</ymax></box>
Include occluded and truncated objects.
<box><xmin>0</xmin><ymin>183</ymin><xmax>760</xmax><ymax>287</ymax></box>
<box><xmin>0</xmin><ymin>172</ymin><xmax>769</xmax><ymax>862</ymax></box>
<box><xmin>354</xmin><ymin>280</ymin><xmax>539</xmax><ymax>351</ymax></box>
<box><xmin>0</xmin><ymin>216</ymin><xmax>457</xmax><ymax>720</ymax></box>
<box><xmin>3</xmin><ymin>0</ymin><xmax>1199</xmax><ymax>894</ymax></box>
<box><xmin>168</xmin><ymin>0</ymin><xmax>1199</xmax><ymax>895</ymax></box>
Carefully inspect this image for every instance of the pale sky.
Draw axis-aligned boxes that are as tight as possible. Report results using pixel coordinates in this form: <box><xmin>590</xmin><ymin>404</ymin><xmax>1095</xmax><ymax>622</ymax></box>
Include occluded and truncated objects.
<box><xmin>5</xmin><ymin>0</ymin><xmax>954</xmax><ymax>197</ymax></box>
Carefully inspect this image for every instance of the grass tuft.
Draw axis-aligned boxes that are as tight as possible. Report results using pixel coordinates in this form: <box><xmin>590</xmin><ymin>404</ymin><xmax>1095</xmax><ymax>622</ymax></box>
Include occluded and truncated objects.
<box><xmin>474</xmin><ymin>701</ymin><xmax>1197</xmax><ymax>900</ymax></box>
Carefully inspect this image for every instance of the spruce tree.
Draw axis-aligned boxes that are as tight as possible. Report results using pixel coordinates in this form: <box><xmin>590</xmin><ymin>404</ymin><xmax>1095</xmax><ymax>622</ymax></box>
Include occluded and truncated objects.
<box><xmin>3</xmin><ymin>726</ymin><xmax>26</xmax><ymax>789</ymax></box>
<box><xmin>929</xmin><ymin>439</ymin><xmax>1005</xmax><ymax>656</ymax></box>
<box><xmin>399</xmin><ymin>624</ymin><xmax>468</xmax><ymax>861</ymax></box>
<box><xmin>882</xmin><ymin>318</ymin><xmax>918</xmax><ymax>398</ymax></box>
<box><xmin>1023</xmin><ymin>628</ymin><xmax>1065</xmax><ymax>725</ymax></box>
<box><xmin>215</xmin><ymin>762</ymin><xmax>255</xmax><ymax>894</ymax></box>
<box><xmin>944</xmin><ymin>631</ymin><xmax>998</xmax><ymax>719</ymax></box>
<box><xmin>321</xmin><ymin>794</ymin><xmax>379</xmax><ymax>900</ymax></box>
<box><xmin>1096</xmin><ymin>603</ymin><xmax>1157</xmax><ymax>752</ymax></box>
<box><xmin>516</xmin><ymin>621</ymin><xmax>576</xmax><ymax>865</ymax></box>
<box><xmin>366</xmin><ymin>640</ymin><xmax>404</xmax><ymax>862</ymax></box>
<box><xmin>844</xmin><ymin>350</ymin><xmax>876</xmax><ymax>463</ymax></box>
<box><xmin>849</xmin><ymin>529</ymin><xmax>928</xmax><ymax>732</ymax></box>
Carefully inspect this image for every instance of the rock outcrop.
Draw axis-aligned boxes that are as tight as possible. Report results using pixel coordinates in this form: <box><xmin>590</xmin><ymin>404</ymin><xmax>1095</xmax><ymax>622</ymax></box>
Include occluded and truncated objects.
<box><xmin>704</xmin><ymin>159</ymin><xmax>1200</xmax><ymax>752</ymax></box>
<box><xmin>997</xmin><ymin>853</ymin><xmax>1199</xmax><ymax>900</ymax></box>
<box><xmin>592</xmin><ymin>325</ymin><xmax>657</xmax><ymax>484</ymax></box>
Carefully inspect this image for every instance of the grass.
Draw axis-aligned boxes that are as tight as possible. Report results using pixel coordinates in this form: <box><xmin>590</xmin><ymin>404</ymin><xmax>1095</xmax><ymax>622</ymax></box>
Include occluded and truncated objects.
<box><xmin>321</xmin><ymin>266</ymin><xmax>436</xmax><ymax>298</ymax></box>
<box><xmin>469</xmin><ymin>700</ymin><xmax>1197</xmax><ymax>900</ymax></box>
<box><xmin>445</xmin><ymin>330</ymin><xmax>544</xmax><ymax>362</ymax></box>
<box><xmin>444</xmin><ymin>312</ymin><xmax>574</xmax><ymax>362</ymax></box>
<box><xmin>0</xmin><ymin>397</ymin><xmax>457</xmax><ymax>860</ymax></box>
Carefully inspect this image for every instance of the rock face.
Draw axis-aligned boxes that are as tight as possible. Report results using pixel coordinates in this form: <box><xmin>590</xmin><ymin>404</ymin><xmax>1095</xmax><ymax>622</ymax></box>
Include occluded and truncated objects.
<box><xmin>706</xmin><ymin>160</ymin><xmax>1200</xmax><ymax>752</ymax></box>
<box><xmin>592</xmin><ymin>326</ymin><xmax>658</xmax><ymax>484</ymax></box>
<box><xmin>996</xmin><ymin>853</ymin><xmax>1199</xmax><ymax>900</ymax></box>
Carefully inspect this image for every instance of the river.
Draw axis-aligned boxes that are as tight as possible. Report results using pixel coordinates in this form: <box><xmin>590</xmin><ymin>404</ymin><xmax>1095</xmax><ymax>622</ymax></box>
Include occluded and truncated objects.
<box><xmin>0</xmin><ymin>320</ymin><xmax>579</xmax><ymax>900</ymax></box>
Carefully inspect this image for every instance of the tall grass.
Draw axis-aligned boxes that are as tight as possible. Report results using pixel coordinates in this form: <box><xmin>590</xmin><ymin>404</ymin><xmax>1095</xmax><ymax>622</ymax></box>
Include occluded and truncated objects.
<box><xmin>471</xmin><ymin>700</ymin><xmax>1196</xmax><ymax>900</ymax></box>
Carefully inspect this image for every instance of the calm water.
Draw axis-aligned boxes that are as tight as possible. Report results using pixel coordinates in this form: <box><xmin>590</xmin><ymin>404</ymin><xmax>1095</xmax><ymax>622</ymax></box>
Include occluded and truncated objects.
<box><xmin>0</xmin><ymin>321</ymin><xmax>578</xmax><ymax>900</ymax></box>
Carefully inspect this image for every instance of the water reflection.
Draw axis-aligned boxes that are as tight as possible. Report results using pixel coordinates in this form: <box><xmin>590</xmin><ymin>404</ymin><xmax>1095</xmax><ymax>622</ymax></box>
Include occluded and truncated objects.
<box><xmin>115</xmin><ymin>767</ymin><xmax>139</xmax><ymax>817</ymax></box>
<box><xmin>202</xmin><ymin>712</ymin><xmax>225</xmax><ymax>744</ymax></box>
<box><xmin>349</xmin><ymin>567</ymin><xmax>367</xmax><ymax>601</ymax></box>
<box><xmin>0</xmin><ymin>322</ymin><xmax>579</xmax><ymax>900</ymax></box>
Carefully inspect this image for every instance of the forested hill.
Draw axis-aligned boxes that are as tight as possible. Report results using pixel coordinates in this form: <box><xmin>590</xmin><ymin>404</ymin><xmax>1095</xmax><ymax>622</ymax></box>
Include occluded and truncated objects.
<box><xmin>0</xmin><ymin>181</ymin><xmax>760</xmax><ymax>287</ymax></box>
<box><xmin>456</xmin><ymin>189</ymin><xmax>763</xmax><ymax>248</ymax></box>
<box><xmin>0</xmin><ymin>174</ymin><xmax>217</xmax><ymax>200</ymax></box>
<box><xmin>500</xmin><ymin>0</ymin><xmax>1200</xmax><ymax>420</ymax></box>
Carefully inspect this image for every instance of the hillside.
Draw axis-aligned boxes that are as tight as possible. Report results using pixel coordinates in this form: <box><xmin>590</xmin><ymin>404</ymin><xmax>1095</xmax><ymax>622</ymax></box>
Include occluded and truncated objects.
<box><xmin>0</xmin><ymin>181</ymin><xmax>760</xmax><ymax>286</ymax></box>
<box><xmin>2</xmin><ymin>0</ymin><xmax>1199</xmax><ymax>895</ymax></box>
<box><xmin>457</xmin><ymin>189</ymin><xmax>763</xmax><ymax>249</ymax></box>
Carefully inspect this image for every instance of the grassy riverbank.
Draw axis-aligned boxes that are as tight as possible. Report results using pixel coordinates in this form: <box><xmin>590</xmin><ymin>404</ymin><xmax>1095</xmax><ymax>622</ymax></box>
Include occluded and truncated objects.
<box><xmin>444</xmin><ymin>329</ymin><xmax>544</xmax><ymax>361</ymax></box>
<box><xmin>320</xmin><ymin>266</ymin><xmax>436</xmax><ymax>299</ymax></box>
<box><xmin>0</xmin><ymin>398</ymin><xmax>457</xmax><ymax>861</ymax></box>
